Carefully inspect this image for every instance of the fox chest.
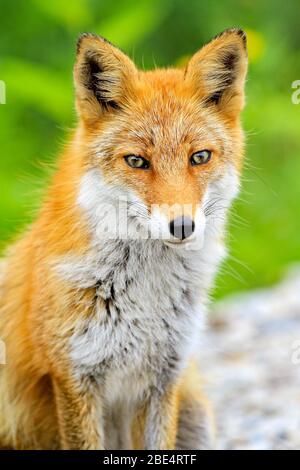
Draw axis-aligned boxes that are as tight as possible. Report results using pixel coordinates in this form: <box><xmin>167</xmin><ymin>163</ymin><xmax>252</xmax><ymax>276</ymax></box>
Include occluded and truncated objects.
<box><xmin>68</xmin><ymin>242</ymin><xmax>204</xmax><ymax>392</ymax></box>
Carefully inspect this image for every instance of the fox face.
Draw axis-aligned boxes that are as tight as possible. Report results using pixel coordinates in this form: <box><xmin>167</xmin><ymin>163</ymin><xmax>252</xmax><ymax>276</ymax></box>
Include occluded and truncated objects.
<box><xmin>74</xmin><ymin>30</ymin><xmax>247</xmax><ymax>248</ymax></box>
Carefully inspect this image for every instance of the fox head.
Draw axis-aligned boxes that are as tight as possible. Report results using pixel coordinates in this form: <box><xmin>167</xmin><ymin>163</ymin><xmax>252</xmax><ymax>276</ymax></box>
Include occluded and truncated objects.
<box><xmin>73</xmin><ymin>29</ymin><xmax>247</xmax><ymax>249</ymax></box>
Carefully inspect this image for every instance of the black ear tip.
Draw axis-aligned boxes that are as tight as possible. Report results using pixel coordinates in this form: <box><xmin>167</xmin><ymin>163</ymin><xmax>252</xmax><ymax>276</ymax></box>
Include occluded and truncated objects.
<box><xmin>213</xmin><ymin>28</ymin><xmax>247</xmax><ymax>48</ymax></box>
<box><xmin>76</xmin><ymin>33</ymin><xmax>115</xmax><ymax>54</ymax></box>
<box><xmin>235</xmin><ymin>28</ymin><xmax>247</xmax><ymax>46</ymax></box>
<box><xmin>76</xmin><ymin>32</ymin><xmax>97</xmax><ymax>53</ymax></box>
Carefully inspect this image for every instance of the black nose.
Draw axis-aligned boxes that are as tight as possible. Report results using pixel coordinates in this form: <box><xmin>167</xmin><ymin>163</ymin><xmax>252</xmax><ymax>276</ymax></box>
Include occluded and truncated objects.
<box><xmin>169</xmin><ymin>216</ymin><xmax>195</xmax><ymax>240</ymax></box>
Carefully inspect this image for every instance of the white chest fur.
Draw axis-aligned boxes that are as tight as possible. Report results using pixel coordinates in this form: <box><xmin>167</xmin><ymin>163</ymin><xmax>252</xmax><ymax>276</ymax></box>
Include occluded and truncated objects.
<box><xmin>64</xmin><ymin>238</ymin><xmax>223</xmax><ymax>401</ymax></box>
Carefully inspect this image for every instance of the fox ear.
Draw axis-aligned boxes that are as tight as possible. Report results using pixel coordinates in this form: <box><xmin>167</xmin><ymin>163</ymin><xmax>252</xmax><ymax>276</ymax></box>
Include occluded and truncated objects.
<box><xmin>74</xmin><ymin>33</ymin><xmax>137</xmax><ymax>123</ymax></box>
<box><xmin>186</xmin><ymin>29</ymin><xmax>248</xmax><ymax>119</ymax></box>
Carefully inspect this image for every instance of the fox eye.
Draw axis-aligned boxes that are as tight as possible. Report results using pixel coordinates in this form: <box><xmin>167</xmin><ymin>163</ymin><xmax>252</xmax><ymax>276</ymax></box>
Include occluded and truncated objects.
<box><xmin>190</xmin><ymin>150</ymin><xmax>212</xmax><ymax>166</ymax></box>
<box><xmin>124</xmin><ymin>155</ymin><xmax>150</xmax><ymax>169</ymax></box>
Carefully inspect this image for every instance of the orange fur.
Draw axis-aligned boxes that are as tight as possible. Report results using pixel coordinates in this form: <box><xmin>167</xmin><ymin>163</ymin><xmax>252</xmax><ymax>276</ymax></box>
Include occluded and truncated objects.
<box><xmin>0</xmin><ymin>29</ymin><xmax>247</xmax><ymax>449</ymax></box>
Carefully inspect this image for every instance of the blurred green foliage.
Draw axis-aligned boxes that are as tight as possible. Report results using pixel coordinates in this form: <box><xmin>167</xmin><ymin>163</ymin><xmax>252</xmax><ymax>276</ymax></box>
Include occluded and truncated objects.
<box><xmin>0</xmin><ymin>0</ymin><xmax>300</xmax><ymax>298</ymax></box>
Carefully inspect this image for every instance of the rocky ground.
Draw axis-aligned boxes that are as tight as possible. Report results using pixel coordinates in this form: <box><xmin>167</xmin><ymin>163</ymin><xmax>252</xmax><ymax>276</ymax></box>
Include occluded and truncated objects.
<box><xmin>202</xmin><ymin>267</ymin><xmax>300</xmax><ymax>450</ymax></box>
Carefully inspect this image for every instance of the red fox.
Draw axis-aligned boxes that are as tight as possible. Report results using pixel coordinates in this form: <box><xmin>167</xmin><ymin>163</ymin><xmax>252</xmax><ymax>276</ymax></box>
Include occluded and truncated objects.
<box><xmin>0</xmin><ymin>29</ymin><xmax>247</xmax><ymax>450</ymax></box>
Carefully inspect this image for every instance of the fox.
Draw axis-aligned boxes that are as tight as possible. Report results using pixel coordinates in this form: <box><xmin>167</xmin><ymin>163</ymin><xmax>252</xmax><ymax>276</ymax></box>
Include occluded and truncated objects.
<box><xmin>0</xmin><ymin>28</ymin><xmax>247</xmax><ymax>450</ymax></box>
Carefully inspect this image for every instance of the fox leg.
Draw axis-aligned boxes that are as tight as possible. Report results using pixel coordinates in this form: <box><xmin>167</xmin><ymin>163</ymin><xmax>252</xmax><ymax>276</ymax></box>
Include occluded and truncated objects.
<box><xmin>53</xmin><ymin>375</ymin><xmax>104</xmax><ymax>450</ymax></box>
<box><xmin>176</xmin><ymin>362</ymin><xmax>215</xmax><ymax>450</ymax></box>
<box><xmin>105</xmin><ymin>404</ymin><xmax>134</xmax><ymax>450</ymax></box>
<box><xmin>144</xmin><ymin>386</ymin><xmax>179</xmax><ymax>450</ymax></box>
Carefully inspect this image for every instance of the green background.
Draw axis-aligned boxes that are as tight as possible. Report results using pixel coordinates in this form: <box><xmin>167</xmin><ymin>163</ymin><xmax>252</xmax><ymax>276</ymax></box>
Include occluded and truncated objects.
<box><xmin>0</xmin><ymin>0</ymin><xmax>299</xmax><ymax>298</ymax></box>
